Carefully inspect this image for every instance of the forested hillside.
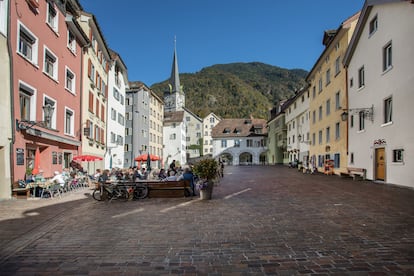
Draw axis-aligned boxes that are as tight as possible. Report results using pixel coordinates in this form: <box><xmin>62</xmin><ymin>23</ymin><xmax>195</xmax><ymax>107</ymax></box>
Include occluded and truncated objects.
<box><xmin>151</xmin><ymin>62</ymin><xmax>308</xmax><ymax>119</ymax></box>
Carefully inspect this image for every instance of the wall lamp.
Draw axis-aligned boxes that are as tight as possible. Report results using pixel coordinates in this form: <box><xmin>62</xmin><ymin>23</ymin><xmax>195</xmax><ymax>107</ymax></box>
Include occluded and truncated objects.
<box><xmin>341</xmin><ymin>105</ymin><xmax>374</xmax><ymax>122</ymax></box>
<box><xmin>16</xmin><ymin>104</ymin><xmax>55</xmax><ymax>131</ymax></box>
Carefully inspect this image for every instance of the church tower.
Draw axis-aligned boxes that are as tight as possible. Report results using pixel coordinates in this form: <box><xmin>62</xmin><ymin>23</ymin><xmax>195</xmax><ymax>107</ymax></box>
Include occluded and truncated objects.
<box><xmin>164</xmin><ymin>39</ymin><xmax>185</xmax><ymax>112</ymax></box>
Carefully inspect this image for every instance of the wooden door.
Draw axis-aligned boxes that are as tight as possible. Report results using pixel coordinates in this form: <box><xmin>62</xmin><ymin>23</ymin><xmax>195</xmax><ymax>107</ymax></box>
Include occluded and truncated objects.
<box><xmin>375</xmin><ymin>148</ymin><xmax>385</xmax><ymax>181</ymax></box>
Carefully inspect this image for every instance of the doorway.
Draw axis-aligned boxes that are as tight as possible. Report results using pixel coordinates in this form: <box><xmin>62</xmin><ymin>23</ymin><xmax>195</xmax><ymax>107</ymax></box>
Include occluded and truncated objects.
<box><xmin>375</xmin><ymin>148</ymin><xmax>385</xmax><ymax>181</ymax></box>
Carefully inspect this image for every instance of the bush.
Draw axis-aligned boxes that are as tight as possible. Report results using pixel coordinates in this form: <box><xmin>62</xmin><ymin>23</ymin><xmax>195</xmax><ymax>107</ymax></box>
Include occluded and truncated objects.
<box><xmin>192</xmin><ymin>158</ymin><xmax>218</xmax><ymax>181</ymax></box>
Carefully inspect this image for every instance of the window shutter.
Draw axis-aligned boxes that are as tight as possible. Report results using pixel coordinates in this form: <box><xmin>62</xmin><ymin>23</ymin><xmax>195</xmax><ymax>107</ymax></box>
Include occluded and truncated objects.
<box><xmin>101</xmin><ymin>104</ymin><xmax>105</xmax><ymax>122</ymax></box>
<box><xmin>87</xmin><ymin>59</ymin><xmax>91</xmax><ymax>78</ymax></box>
<box><xmin>88</xmin><ymin>91</ymin><xmax>94</xmax><ymax>112</ymax></box>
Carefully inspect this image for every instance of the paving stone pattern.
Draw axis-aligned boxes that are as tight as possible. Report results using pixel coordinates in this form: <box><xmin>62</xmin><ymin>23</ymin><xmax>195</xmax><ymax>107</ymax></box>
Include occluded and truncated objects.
<box><xmin>0</xmin><ymin>165</ymin><xmax>413</xmax><ymax>275</ymax></box>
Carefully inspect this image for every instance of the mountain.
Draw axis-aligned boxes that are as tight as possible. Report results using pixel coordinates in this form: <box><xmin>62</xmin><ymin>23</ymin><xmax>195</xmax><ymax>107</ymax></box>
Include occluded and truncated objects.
<box><xmin>151</xmin><ymin>62</ymin><xmax>308</xmax><ymax>119</ymax></box>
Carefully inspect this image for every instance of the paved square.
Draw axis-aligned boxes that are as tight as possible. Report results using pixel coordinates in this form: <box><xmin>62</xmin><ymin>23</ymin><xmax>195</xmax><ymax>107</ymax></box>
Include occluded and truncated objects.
<box><xmin>0</xmin><ymin>165</ymin><xmax>413</xmax><ymax>275</ymax></box>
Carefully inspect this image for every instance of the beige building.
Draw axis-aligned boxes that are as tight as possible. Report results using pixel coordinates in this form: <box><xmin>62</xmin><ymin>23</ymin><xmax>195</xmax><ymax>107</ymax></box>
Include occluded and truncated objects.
<box><xmin>77</xmin><ymin>11</ymin><xmax>111</xmax><ymax>172</ymax></box>
<box><xmin>202</xmin><ymin>112</ymin><xmax>221</xmax><ymax>156</ymax></box>
<box><xmin>306</xmin><ymin>12</ymin><xmax>360</xmax><ymax>175</ymax></box>
<box><xmin>267</xmin><ymin>101</ymin><xmax>288</xmax><ymax>165</ymax></box>
<box><xmin>149</xmin><ymin>90</ymin><xmax>164</xmax><ymax>169</ymax></box>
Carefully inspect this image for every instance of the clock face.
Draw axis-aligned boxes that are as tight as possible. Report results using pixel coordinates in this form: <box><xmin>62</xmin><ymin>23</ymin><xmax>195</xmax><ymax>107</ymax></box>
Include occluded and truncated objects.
<box><xmin>165</xmin><ymin>96</ymin><xmax>174</xmax><ymax>108</ymax></box>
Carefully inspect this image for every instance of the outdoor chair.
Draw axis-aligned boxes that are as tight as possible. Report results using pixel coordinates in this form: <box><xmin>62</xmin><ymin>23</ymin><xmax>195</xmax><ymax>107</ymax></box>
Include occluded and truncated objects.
<box><xmin>41</xmin><ymin>183</ymin><xmax>62</xmax><ymax>199</ymax></box>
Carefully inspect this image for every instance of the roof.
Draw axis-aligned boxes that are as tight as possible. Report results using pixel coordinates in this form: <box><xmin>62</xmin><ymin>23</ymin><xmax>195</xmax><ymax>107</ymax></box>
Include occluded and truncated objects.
<box><xmin>343</xmin><ymin>0</ymin><xmax>412</xmax><ymax>66</ymax></box>
<box><xmin>212</xmin><ymin>118</ymin><xmax>268</xmax><ymax>138</ymax></box>
<box><xmin>164</xmin><ymin>111</ymin><xmax>185</xmax><ymax>125</ymax></box>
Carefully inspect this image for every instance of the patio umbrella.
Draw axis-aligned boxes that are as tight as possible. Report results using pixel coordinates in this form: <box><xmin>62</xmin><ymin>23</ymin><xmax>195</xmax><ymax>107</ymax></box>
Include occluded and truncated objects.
<box><xmin>134</xmin><ymin>153</ymin><xmax>160</xmax><ymax>162</ymax></box>
<box><xmin>73</xmin><ymin>155</ymin><xmax>103</xmax><ymax>173</ymax></box>
<box><xmin>32</xmin><ymin>147</ymin><xmax>41</xmax><ymax>175</ymax></box>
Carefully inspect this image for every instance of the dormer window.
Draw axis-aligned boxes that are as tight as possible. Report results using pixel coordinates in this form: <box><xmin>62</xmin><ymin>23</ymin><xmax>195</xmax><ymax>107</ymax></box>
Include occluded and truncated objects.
<box><xmin>223</xmin><ymin>128</ymin><xmax>230</xmax><ymax>134</ymax></box>
<box><xmin>233</xmin><ymin>128</ymin><xmax>241</xmax><ymax>134</ymax></box>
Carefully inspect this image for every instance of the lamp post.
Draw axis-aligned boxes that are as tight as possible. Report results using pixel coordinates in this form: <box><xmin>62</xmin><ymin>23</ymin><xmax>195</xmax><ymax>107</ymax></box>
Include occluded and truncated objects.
<box><xmin>16</xmin><ymin>104</ymin><xmax>55</xmax><ymax>131</ymax></box>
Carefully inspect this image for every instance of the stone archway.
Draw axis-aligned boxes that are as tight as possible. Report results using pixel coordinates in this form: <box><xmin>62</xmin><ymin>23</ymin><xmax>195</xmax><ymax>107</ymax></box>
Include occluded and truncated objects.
<box><xmin>217</xmin><ymin>152</ymin><xmax>233</xmax><ymax>165</ymax></box>
<box><xmin>239</xmin><ymin>152</ymin><xmax>253</xmax><ymax>165</ymax></box>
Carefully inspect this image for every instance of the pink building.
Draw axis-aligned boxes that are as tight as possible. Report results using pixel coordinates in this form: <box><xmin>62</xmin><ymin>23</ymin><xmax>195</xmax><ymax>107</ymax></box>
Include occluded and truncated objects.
<box><xmin>10</xmin><ymin>0</ymin><xmax>88</xmax><ymax>183</ymax></box>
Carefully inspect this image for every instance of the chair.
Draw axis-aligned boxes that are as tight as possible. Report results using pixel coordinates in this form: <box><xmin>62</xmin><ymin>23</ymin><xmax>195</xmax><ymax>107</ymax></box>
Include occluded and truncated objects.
<box><xmin>41</xmin><ymin>183</ymin><xmax>62</xmax><ymax>199</ymax></box>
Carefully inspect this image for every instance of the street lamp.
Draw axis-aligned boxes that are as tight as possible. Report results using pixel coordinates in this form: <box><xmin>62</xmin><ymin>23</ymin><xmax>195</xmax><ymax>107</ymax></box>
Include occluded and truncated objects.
<box><xmin>341</xmin><ymin>105</ymin><xmax>374</xmax><ymax>122</ymax></box>
<box><xmin>16</xmin><ymin>104</ymin><xmax>55</xmax><ymax>131</ymax></box>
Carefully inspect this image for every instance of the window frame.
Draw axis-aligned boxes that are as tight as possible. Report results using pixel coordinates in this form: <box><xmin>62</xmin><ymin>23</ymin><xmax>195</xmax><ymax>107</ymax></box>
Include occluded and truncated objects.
<box><xmin>65</xmin><ymin>66</ymin><xmax>75</xmax><ymax>94</ymax></box>
<box><xmin>67</xmin><ymin>30</ymin><xmax>76</xmax><ymax>54</ymax></box>
<box><xmin>384</xmin><ymin>96</ymin><xmax>392</xmax><ymax>124</ymax></box>
<box><xmin>17</xmin><ymin>21</ymin><xmax>39</xmax><ymax>65</ymax></box>
<box><xmin>383</xmin><ymin>41</ymin><xmax>392</xmax><ymax>72</ymax></box>
<box><xmin>43</xmin><ymin>46</ymin><xmax>58</xmax><ymax>80</ymax></box>
<box><xmin>64</xmin><ymin>107</ymin><xmax>74</xmax><ymax>136</ymax></box>
<box><xmin>358</xmin><ymin>66</ymin><xmax>365</xmax><ymax>89</ymax></box>
<box><xmin>46</xmin><ymin>2</ymin><xmax>59</xmax><ymax>32</ymax></box>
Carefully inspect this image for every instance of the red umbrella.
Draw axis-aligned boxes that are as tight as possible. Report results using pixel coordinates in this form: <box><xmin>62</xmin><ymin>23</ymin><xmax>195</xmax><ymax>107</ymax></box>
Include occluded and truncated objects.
<box><xmin>73</xmin><ymin>155</ymin><xmax>103</xmax><ymax>162</ymax></box>
<box><xmin>134</xmin><ymin>154</ymin><xmax>160</xmax><ymax>162</ymax></box>
<box><xmin>32</xmin><ymin>148</ymin><xmax>41</xmax><ymax>175</ymax></box>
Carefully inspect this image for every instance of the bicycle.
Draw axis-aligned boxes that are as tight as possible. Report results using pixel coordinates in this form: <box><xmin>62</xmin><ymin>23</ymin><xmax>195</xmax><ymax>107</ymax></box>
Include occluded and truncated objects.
<box><xmin>133</xmin><ymin>183</ymin><xmax>149</xmax><ymax>200</ymax></box>
<box><xmin>92</xmin><ymin>182</ymin><xmax>129</xmax><ymax>202</ymax></box>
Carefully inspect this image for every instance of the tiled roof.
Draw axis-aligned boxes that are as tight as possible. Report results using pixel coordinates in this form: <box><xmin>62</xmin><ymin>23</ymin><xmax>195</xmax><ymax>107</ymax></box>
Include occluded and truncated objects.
<box><xmin>164</xmin><ymin>111</ymin><xmax>185</xmax><ymax>124</ymax></box>
<box><xmin>212</xmin><ymin>118</ymin><xmax>267</xmax><ymax>138</ymax></box>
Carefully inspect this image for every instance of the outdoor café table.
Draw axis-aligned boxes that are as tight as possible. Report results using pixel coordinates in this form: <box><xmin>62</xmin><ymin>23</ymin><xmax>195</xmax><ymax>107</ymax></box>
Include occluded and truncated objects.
<box><xmin>28</xmin><ymin>180</ymin><xmax>52</xmax><ymax>197</ymax></box>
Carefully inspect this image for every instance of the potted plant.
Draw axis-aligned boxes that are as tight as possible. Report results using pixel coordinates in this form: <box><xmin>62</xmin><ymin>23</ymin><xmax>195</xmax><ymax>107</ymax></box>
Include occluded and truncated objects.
<box><xmin>192</xmin><ymin>158</ymin><xmax>218</xmax><ymax>200</ymax></box>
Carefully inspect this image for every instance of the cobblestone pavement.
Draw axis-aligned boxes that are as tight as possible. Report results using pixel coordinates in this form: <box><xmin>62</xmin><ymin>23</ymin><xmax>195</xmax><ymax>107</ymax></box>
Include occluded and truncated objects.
<box><xmin>0</xmin><ymin>165</ymin><xmax>413</xmax><ymax>275</ymax></box>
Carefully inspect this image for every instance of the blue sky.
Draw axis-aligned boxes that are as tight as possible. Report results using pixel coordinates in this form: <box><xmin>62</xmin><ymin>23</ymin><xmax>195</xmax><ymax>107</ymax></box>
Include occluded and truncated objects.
<box><xmin>80</xmin><ymin>0</ymin><xmax>364</xmax><ymax>86</ymax></box>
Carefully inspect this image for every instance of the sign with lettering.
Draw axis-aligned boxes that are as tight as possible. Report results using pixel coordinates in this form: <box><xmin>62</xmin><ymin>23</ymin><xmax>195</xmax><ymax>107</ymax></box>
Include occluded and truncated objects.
<box><xmin>16</xmin><ymin>148</ymin><xmax>24</xmax><ymax>165</ymax></box>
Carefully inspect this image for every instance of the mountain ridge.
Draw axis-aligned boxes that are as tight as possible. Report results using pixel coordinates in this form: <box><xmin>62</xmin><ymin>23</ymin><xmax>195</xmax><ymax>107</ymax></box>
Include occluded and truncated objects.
<box><xmin>151</xmin><ymin>62</ymin><xmax>308</xmax><ymax>119</ymax></box>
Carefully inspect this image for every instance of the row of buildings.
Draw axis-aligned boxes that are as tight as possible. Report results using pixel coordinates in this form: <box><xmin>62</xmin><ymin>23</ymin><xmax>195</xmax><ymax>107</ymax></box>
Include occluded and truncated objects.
<box><xmin>0</xmin><ymin>0</ymin><xmax>412</xmax><ymax>199</ymax></box>
<box><xmin>0</xmin><ymin>0</ymin><xmax>223</xmax><ymax>199</ymax></box>
<box><xmin>263</xmin><ymin>0</ymin><xmax>413</xmax><ymax>188</ymax></box>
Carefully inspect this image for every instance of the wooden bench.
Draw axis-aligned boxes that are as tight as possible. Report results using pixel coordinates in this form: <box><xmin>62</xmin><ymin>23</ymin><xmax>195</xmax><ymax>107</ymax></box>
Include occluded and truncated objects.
<box><xmin>12</xmin><ymin>181</ymin><xmax>31</xmax><ymax>199</ymax></box>
<box><xmin>104</xmin><ymin>180</ymin><xmax>192</xmax><ymax>198</ymax></box>
<box><xmin>146</xmin><ymin>180</ymin><xmax>191</xmax><ymax>198</ymax></box>
<box><xmin>347</xmin><ymin>167</ymin><xmax>366</xmax><ymax>181</ymax></box>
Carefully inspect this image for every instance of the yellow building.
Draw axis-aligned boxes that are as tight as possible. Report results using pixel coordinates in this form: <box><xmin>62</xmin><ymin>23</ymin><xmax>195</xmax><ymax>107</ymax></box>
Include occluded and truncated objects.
<box><xmin>307</xmin><ymin>12</ymin><xmax>360</xmax><ymax>175</ymax></box>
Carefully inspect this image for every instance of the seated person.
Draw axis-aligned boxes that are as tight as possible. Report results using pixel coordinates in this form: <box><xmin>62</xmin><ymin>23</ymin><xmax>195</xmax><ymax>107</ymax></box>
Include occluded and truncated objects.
<box><xmin>158</xmin><ymin>168</ymin><xmax>167</xmax><ymax>180</ymax></box>
<box><xmin>177</xmin><ymin>167</ymin><xmax>195</xmax><ymax>196</ymax></box>
<box><xmin>51</xmin><ymin>171</ymin><xmax>65</xmax><ymax>187</ymax></box>
<box><xmin>163</xmin><ymin>170</ymin><xmax>177</xmax><ymax>181</ymax></box>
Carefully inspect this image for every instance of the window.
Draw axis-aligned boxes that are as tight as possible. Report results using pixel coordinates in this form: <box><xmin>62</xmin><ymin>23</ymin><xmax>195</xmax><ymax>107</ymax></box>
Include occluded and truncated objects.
<box><xmin>326</xmin><ymin>69</ymin><xmax>331</xmax><ymax>86</ymax></box>
<box><xmin>19</xmin><ymin>82</ymin><xmax>35</xmax><ymax>121</ymax></box>
<box><xmin>118</xmin><ymin>114</ymin><xmax>125</xmax><ymax>126</ymax></box>
<box><xmin>384</xmin><ymin>97</ymin><xmax>392</xmax><ymax>124</ymax></box>
<box><xmin>0</xmin><ymin>0</ymin><xmax>7</xmax><ymax>35</ymax></box>
<box><xmin>319</xmin><ymin>106</ymin><xmax>323</xmax><ymax>121</ymax></box>
<box><xmin>350</xmin><ymin>115</ymin><xmax>354</xmax><ymax>128</ymax></box>
<box><xmin>393</xmin><ymin>149</ymin><xmax>404</xmax><ymax>163</ymax></box>
<box><xmin>359</xmin><ymin>111</ymin><xmax>365</xmax><ymax>131</ymax></box>
<box><xmin>65</xmin><ymin>67</ymin><xmax>75</xmax><ymax>93</ymax></box>
<box><xmin>312</xmin><ymin>86</ymin><xmax>316</xmax><ymax>98</ymax></box>
<box><xmin>326</xmin><ymin>127</ymin><xmax>330</xmax><ymax>143</ymax></box>
<box><xmin>358</xmin><ymin>66</ymin><xmax>365</xmax><ymax>88</ymax></box>
<box><xmin>334</xmin><ymin>153</ymin><xmax>340</xmax><ymax>168</ymax></box>
<box><xmin>210</xmin><ymin>117</ymin><xmax>215</xmax><ymax>123</ymax></box>
<box><xmin>335</xmin><ymin>122</ymin><xmax>340</xmax><ymax>140</ymax></box>
<box><xmin>18</xmin><ymin>22</ymin><xmax>38</xmax><ymax>64</ymax></box>
<box><xmin>335</xmin><ymin>56</ymin><xmax>341</xmax><ymax>75</ymax></box>
<box><xmin>247</xmin><ymin>139</ymin><xmax>253</xmax><ymax>147</ymax></box>
<box><xmin>312</xmin><ymin>110</ymin><xmax>316</xmax><ymax>124</ymax></box>
<box><xmin>221</xmin><ymin>140</ymin><xmax>227</xmax><ymax>148</ymax></box>
<box><xmin>369</xmin><ymin>15</ymin><xmax>378</xmax><ymax>35</ymax></box>
<box><xmin>43</xmin><ymin>97</ymin><xmax>56</xmax><ymax>128</ymax></box>
<box><xmin>67</xmin><ymin>30</ymin><xmax>76</xmax><ymax>53</ymax></box>
<box><xmin>326</xmin><ymin>99</ymin><xmax>331</xmax><ymax>116</ymax></box>
<box><xmin>312</xmin><ymin>133</ymin><xmax>316</xmax><ymax>146</ymax></box>
<box><xmin>350</xmin><ymin>153</ymin><xmax>354</xmax><ymax>164</ymax></box>
<box><xmin>113</xmin><ymin>88</ymin><xmax>120</xmax><ymax>100</ymax></box>
<box><xmin>383</xmin><ymin>42</ymin><xmax>392</xmax><ymax>72</ymax></box>
<box><xmin>110</xmin><ymin>132</ymin><xmax>116</xmax><ymax>143</ymax></box>
<box><xmin>170</xmin><ymin>133</ymin><xmax>176</xmax><ymax>140</ymax></box>
<box><xmin>318</xmin><ymin>78</ymin><xmax>323</xmax><ymax>93</ymax></box>
<box><xmin>46</xmin><ymin>2</ymin><xmax>58</xmax><ymax>32</ymax></box>
<box><xmin>335</xmin><ymin>91</ymin><xmax>340</xmax><ymax>110</ymax></box>
<box><xmin>64</xmin><ymin>108</ymin><xmax>74</xmax><ymax>135</ymax></box>
<box><xmin>44</xmin><ymin>47</ymin><xmax>58</xmax><ymax>80</ymax></box>
<box><xmin>318</xmin><ymin>130</ymin><xmax>322</xmax><ymax>145</ymax></box>
<box><xmin>111</xmin><ymin>108</ymin><xmax>116</xmax><ymax>120</ymax></box>
<box><xmin>234</xmin><ymin>139</ymin><xmax>240</xmax><ymax>147</ymax></box>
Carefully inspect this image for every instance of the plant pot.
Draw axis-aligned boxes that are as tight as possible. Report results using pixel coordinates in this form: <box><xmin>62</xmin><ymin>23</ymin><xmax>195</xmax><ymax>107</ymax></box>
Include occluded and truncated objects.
<box><xmin>199</xmin><ymin>189</ymin><xmax>212</xmax><ymax>200</ymax></box>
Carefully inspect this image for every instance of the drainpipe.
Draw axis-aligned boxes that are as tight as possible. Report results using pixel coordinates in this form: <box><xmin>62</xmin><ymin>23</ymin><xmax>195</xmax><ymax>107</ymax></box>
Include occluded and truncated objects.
<box><xmin>7</xmin><ymin>0</ymin><xmax>16</xmax><ymax>190</ymax></box>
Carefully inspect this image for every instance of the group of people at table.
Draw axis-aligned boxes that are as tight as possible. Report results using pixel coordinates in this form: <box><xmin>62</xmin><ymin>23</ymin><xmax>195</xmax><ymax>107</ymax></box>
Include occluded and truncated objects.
<box><xmin>94</xmin><ymin>160</ymin><xmax>197</xmax><ymax>196</ymax></box>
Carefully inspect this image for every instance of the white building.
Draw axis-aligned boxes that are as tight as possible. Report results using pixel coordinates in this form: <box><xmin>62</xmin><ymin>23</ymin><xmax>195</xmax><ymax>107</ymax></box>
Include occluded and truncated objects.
<box><xmin>202</xmin><ymin>113</ymin><xmax>221</xmax><ymax>157</ymax></box>
<box><xmin>343</xmin><ymin>0</ymin><xmax>414</xmax><ymax>188</ymax></box>
<box><xmin>184</xmin><ymin>108</ymin><xmax>203</xmax><ymax>159</ymax></box>
<box><xmin>163</xmin><ymin>111</ymin><xmax>186</xmax><ymax>168</ymax></box>
<box><xmin>212</xmin><ymin>118</ymin><xmax>267</xmax><ymax>165</ymax></box>
<box><xmin>105</xmin><ymin>49</ymin><xmax>128</xmax><ymax>169</ymax></box>
<box><xmin>285</xmin><ymin>88</ymin><xmax>311</xmax><ymax>167</ymax></box>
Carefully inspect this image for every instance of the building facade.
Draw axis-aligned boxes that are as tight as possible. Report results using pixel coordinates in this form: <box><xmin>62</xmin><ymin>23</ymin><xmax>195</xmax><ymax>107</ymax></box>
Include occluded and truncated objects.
<box><xmin>11</xmin><ymin>0</ymin><xmax>87</xmax><ymax>183</ymax></box>
<box><xmin>285</xmin><ymin>88</ymin><xmax>311</xmax><ymax>167</ymax></box>
<box><xmin>125</xmin><ymin>81</ymin><xmax>150</xmax><ymax>168</ymax></box>
<box><xmin>77</xmin><ymin>11</ymin><xmax>110</xmax><ymax>173</ymax></box>
<box><xmin>306</xmin><ymin>12</ymin><xmax>360</xmax><ymax>175</ymax></box>
<box><xmin>267</xmin><ymin>102</ymin><xmax>288</xmax><ymax>165</ymax></box>
<box><xmin>149</xmin><ymin>89</ymin><xmax>164</xmax><ymax>169</ymax></box>
<box><xmin>202</xmin><ymin>112</ymin><xmax>221</xmax><ymax>157</ymax></box>
<box><xmin>343</xmin><ymin>0</ymin><xmax>414</xmax><ymax>188</ymax></box>
<box><xmin>105</xmin><ymin>49</ymin><xmax>128</xmax><ymax>169</ymax></box>
<box><xmin>184</xmin><ymin>107</ymin><xmax>203</xmax><ymax>160</ymax></box>
<box><xmin>212</xmin><ymin>118</ymin><xmax>268</xmax><ymax>165</ymax></box>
